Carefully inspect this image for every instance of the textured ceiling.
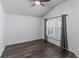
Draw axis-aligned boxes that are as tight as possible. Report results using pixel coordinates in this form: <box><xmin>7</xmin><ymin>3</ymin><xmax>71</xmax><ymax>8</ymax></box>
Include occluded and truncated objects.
<box><xmin>2</xmin><ymin>0</ymin><xmax>65</xmax><ymax>17</ymax></box>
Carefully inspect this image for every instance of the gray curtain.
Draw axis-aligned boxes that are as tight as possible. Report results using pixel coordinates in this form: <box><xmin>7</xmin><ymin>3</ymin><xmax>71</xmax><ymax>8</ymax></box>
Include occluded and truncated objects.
<box><xmin>60</xmin><ymin>15</ymin><xmax>68</xmax><ymax>49</ymax></box>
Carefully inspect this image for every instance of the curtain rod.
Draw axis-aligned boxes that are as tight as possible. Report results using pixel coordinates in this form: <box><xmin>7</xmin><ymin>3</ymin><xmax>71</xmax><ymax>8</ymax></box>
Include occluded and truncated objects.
<box><xmin>46</xmin><ymin>14</ymin><xmax>68</xmax><ymax>19</ymax></box>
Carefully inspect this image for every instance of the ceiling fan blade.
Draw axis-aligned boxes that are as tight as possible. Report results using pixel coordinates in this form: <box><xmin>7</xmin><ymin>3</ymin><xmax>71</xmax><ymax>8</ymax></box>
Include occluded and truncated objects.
<box><xmin>32</xmin><ymin>3</ymin><xmax>36</xmax><ymax>6</ymax></box>
<box><xmin>40</xmin><ymin>3</ymin><xmax>45</xmax><ymax>7</ymax></box>
<box><xmin>39</xmin><ymin>0</ymin><xmax>50</xmax><ymax>2</ymax></box>
<box><xmin>31</xmin><ymin>0</ymin><xmax>50</xmax><ymax>2</ymax></box>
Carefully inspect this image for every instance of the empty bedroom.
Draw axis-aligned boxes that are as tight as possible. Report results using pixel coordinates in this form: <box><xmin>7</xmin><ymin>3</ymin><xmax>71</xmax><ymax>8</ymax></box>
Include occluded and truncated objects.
<box><xmin>0</xmin><ymin>0</ymin><xmax>79</xmax><ymax>58</ymax></box>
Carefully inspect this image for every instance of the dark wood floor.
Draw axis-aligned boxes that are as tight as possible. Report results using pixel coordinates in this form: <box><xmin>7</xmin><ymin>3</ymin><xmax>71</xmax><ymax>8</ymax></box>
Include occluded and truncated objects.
<box><xmin>1</xmin><ymin>39</ymin><xmax>77</xmax><ymax>58</ymax></box>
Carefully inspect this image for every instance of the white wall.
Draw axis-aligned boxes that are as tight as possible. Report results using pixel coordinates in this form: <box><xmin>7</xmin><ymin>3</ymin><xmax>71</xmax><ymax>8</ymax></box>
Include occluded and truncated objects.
<box><xmin>0</xmin><ymin>0</ymin><xmax>6</xmax><ymax>56</ymax></box>
<box><xmin>44</xmin><ymin>0</ymin><xmax>79</xmax><ymax>57</ymax></box>
<box><xmin>5</xmin><ymin>14</ymin><xmax>43</xmax><ymax>45</ymax></box>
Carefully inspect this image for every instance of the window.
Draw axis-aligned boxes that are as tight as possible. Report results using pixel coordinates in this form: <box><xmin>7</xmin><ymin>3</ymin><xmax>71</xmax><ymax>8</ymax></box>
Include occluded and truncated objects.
<box><xmin>46</xmin><ymin>17</ymin><xmax>62</xmax><ymax>40</ymax></box>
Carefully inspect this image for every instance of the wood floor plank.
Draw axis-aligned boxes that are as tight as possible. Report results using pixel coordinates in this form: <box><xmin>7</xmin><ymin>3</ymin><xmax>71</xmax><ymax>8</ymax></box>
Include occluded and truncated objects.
<box><xmin>1</xmin><ymin>39</ymin><xmax>77</xmax><ymax>58</ymax></box>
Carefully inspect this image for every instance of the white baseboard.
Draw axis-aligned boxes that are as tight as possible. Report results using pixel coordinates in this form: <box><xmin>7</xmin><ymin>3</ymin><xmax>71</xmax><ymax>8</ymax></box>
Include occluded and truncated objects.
<box><xmin>6</xmin><ymin>38</ymin><xmax>42</xmax><ymax>46</ymax></box>
<box><xmin>0</xmin><ymin>46</ymin><xmax>6</xmax><ymax>57</ymax></box>
<box><xmin>68</xmin><ymin>49</ymin><xmax>79</xmax><ymax>58</ymax></box>
<box><xmin>47</xmin><ymin>38</ymin><xmax>60</xmax><ymax>47</ymax></box>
